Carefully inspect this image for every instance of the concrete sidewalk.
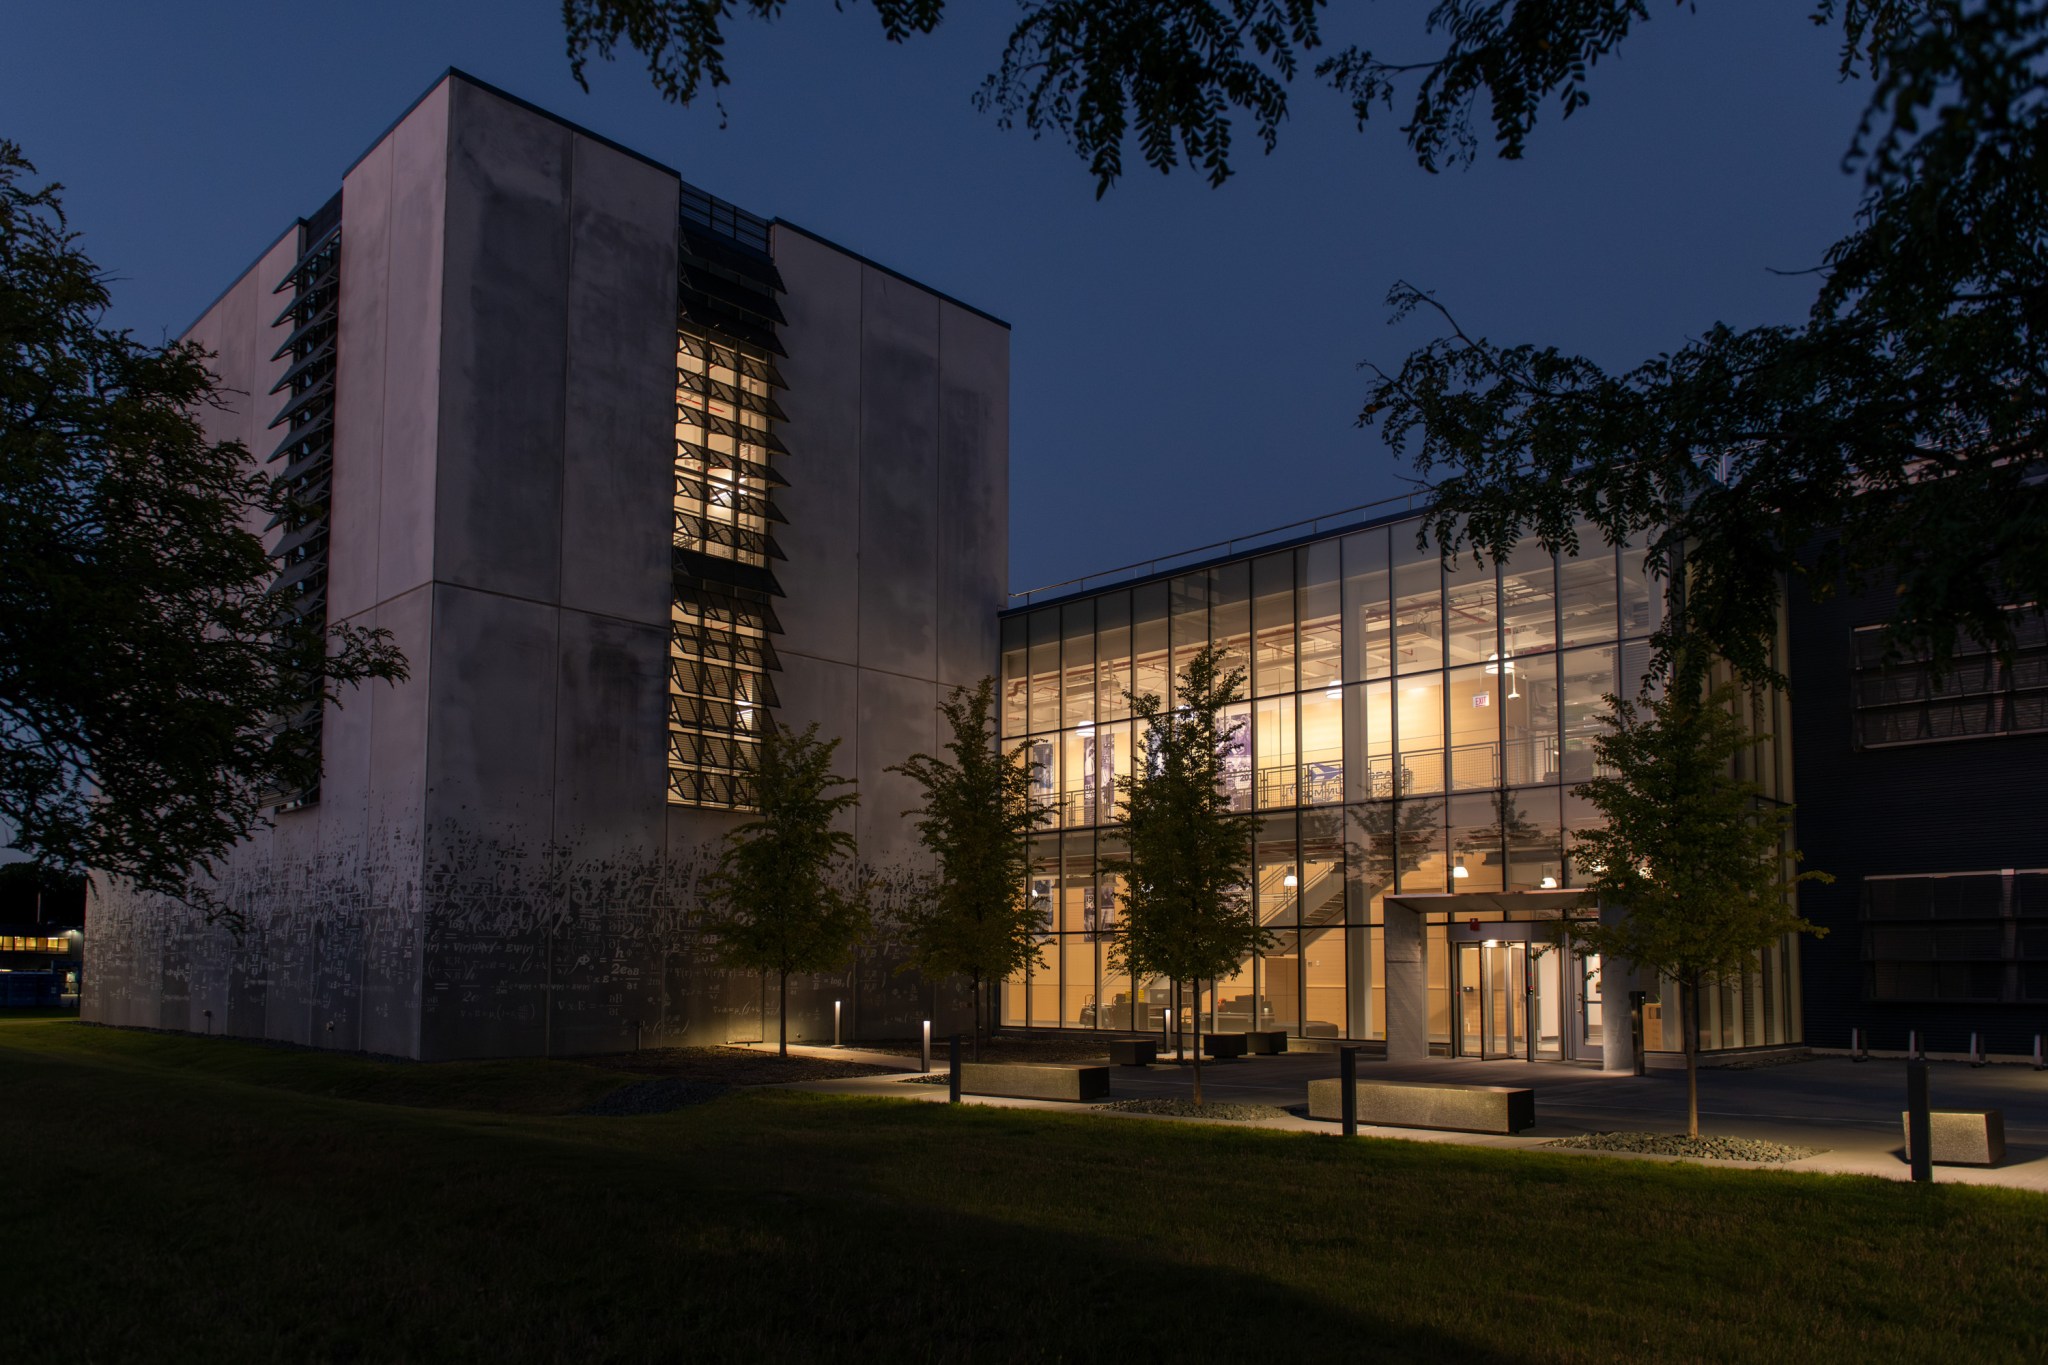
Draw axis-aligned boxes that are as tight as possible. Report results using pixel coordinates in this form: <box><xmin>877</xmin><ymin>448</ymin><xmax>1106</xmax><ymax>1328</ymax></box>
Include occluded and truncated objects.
<box><xmin>773</xmin><ymin>1051</ymin><xmax>2048</xmax><ymax>1192</ymax></box>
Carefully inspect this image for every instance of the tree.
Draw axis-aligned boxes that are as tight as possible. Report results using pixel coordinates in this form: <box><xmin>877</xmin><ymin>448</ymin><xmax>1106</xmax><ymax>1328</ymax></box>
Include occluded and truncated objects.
<box><xmin>1565</xmin><ymin>680</ymin><xmax>1828</xmax><ymax>1138</ymax></box>
<box><xmin>563</xmin><ymin>1</ymin><xmax>2041</xmax><ymax>680</ymax></box>
<box><xmin>0</xmin><ymin>144</ymin><xmax>407</xmax><ymax>917</ymax></box>
<box><xmin>1103</xmin><ymin>644</ymin><xmax>1262</xmax><ymax>1106</ymax></box>
<box><xmin>889</xmin><ymin>678</ymin><xmax>1050</xmax><ymax>1058</ymax></box>
<box><xmin>701</xmin><ymin>721</ymin><xmax>868</xmax><ymax>1056</ymax></box>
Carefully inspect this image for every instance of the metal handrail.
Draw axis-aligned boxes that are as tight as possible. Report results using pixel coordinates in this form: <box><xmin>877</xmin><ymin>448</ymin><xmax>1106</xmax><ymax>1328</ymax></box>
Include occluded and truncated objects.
<box><xmin>1007</xmin><ymin>487</ymin><xmax>1435</xmax><ymax>607</ymax></box>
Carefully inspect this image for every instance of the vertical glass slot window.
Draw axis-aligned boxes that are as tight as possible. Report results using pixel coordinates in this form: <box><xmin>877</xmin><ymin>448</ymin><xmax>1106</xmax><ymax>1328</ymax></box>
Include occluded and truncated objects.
<box><xmin>1298</xmin><ymin>540</ymin><xmax>1342</xmax><ymax>690</ymax></box>
<box><xmin>1499</xmin><ymin>538</ymin><xmax>1558</xmax><ymax>661</ymax></box>
<box><xmin>1345</xmin><ymin>801</ymin><xmax>1397</xmax><ymax>916</ymax></box>
<box><xmin>1062</xmin><ymin>730</ymin><xmax>1092</xmax><ymax>828</ymax></box>
<box><xmin>1343</xmin><ymin>526</ymin><xmax>1392</xmax><ymax>682</ymax></box>
<box><xmin>1395</xmin><ymin>798</ymin><xmax>1448</xmax><ymax>893</ymax></box>
<box><xmin>1256</xmin><ymin>814</ymin><xmax>1299</xmax><ymax>928</ymax></box>
<box><xmin>1221</xmin><ymin>701</ymin><xmax>1254</xmax><ymax>812</ymax></box>
<box><xmin>1446</xmin><ymin>662</ymin><xmax>1503</xmax><ymax>791</ymax></box>
<box><xmin>1558</xmin><ymin>524</ymin><xmax>1620</xmax><ymax>648</ymax></box>
<box><xmin>1061</xmin><ymin>833</ymin><xmax>1096</xmax><ymax>932</ymax></box>
<box><xmin>1444</xmin><ymin>551</ymin><xmax>1499</xmax><ymax>667</ymax></box>
<box><xmin>1303</xmin><ymin>926</ymin><xmax>1345</xmax><ymax>1040</ymax></box>
<box><xmin>1062</xmin><ymin>600</ymin><xmax>1096</xmax><ymax>729</ymax></box>
<box><xmin>1396</xmin><ymin>675</ymin><xmax>1446</xmax><ymax>795</ymax></box>
<box><xmin>1001</xmin><ymin>615</ymin><xmax>1028</xmax><ymax>739</ymax></box>
<box><xmin>1563</xmin><ymin>788</ymin><xmax>1603</xmax><ymax>887</ymax></box>
<box><xmin>1560</xmin><ymin>646</ymin><xmax>1619</xmax><ymax>784</ymax></box>
<box><xmin>1299</xmin><ymin>807</ymin><xmax>1345</xmax><ymax>926</ymax></box>
<box><xmin>1392</xmin><ymin>524</ymin><xmax>1445</xmax><ymax>675</ymax></box>
<box><xmin>1620</xmin><ymin>531</ymin><xmax>1663</xmax><ymax>639</ymax></box>
<box><xmin>1028</xmin><ymin>610</ymin><xmax>1060</xmax><ymax>732</ymax></box>
<box><xmin>1502</xmin><ymin>787</ymin><xmax>1565</xmax><ymax>891</ymax></box>
<box><xmin>1255</xmin><ymin>695</ymin><xmax>1297</xmax><ymax>809</ymax></box>
<box><xmin>1027</xmin><ymin>736</ymin><xmax>1058</xmax><ymax>822</ymax></box>
<box><xmin>1252</xmin><ymin>552</ymin><xmax>1296</xmax><ymax>697</ymax></box>
<box><xmin>1299</xmin><ymin>686</ymin><xmax>1344</xmax><ymax>805</ymax></box>
<box><xmin>1211</xmin><ymin>562</ymin><xmax>1251</xmax><ymax>688</ymax></box>
<box><xmin>1169</xmin><ymin>573</ymin><xmax>1208</xmax><ymax>701</ymax></box>
<box><xmin>1448</xmin><ymin>792</ymin><xmax>1507</xmax><ymax>893</ymax></box>
<box><xmin>1349</xmin><ymin>680</ymin><xmax>1395</xmax><ymax>801</ymax></box>
<box><xmin>1096</xmin><ymin>591</ymin><xmax>1133</xmax><ymax>722</ymax></box>
<box><xmin>1063</xmin><ymin>937</ymin><xmax>1097</xmax><ymax>1027</ymax></box>
<box><xmin>1501</xmin><ymin>651</ymin><xmax>1561</xmax><ymax>787</ymax></box>
<box><xmin>1093</xmin><ymin>720</ymin><xmax>1132</xmax><ymax>825</ymax></box>
<box><xmin>1133</xmin><ymin>582</ymin><xmax>1171</xmax><ymax>705</ymax></box>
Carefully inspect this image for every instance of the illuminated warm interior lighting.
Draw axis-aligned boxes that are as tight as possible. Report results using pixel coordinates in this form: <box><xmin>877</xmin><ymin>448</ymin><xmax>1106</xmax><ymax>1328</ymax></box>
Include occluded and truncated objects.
<box><xmin>1540</xmin><ymin>875</ymin><xmax>1558</xmax><ymax>889</ymax></box>
<box><xmin>1283</xmin><ymin>873</ymin><xmax>1298</xmax><ymax>888</ymax></box>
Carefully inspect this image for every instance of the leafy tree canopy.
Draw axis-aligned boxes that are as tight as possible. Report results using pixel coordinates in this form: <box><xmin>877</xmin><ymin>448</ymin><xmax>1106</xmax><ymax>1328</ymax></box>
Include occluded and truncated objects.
<box><xmin>889</xmin><ymin>678</ymin><xmax>1050</xmax><ymax>1048</ymax></box>
<box><xmin>1104</xmin><ymin>645</ymin><xmax>1262</xmax><ymax>1101</ymax></box>
<box><xmin>564</xmin><ymin>1</ymin><xmax>2039</xmax><ymax>687</ymax></box>
<box><xmin>0</xmin><ymin>144</ymin><xmax>406</xmax><ymax>914</ymax></box>
<box><xmin>1567</xmin><ymin>681</ymin><xmax>1828</xmax><ymax>1133</ymax></box>
<box><xmin>701</xmin><ymin>721</ymin><xmax>868</xmax><ymax>1052</ymax></box>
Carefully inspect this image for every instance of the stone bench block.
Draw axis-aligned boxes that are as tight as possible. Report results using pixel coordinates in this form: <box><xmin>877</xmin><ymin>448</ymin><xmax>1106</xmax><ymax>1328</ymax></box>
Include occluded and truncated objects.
<box><xmin>1202</xmin><ymin>1033</ymin><xmax>1248</xmax><ymax>1060</ymax></box>
<box><xmin>1309</xmin><ymin>1078</ymin><xmax>1536</xmax><ymax>1134</ymax></box>
<box><xmin>1901</xmin><ymin>1109</ymin><xmax>2006</xmax><ymax>1166</ymax></box>
<box><xmin>959</xmin><ymin>1062</ymin><xmax>1110</xmax><ymax>1102</ymax></box>
<box><xmin>1246</xmin><ymin>1030</ymin><xmax>1289</xmax><ymax>1055</ymax></box>
<box><xmin>1109</xmin><ymin>1039</ymin><xmax>1157</xmax><ymax>1066</ymax></box>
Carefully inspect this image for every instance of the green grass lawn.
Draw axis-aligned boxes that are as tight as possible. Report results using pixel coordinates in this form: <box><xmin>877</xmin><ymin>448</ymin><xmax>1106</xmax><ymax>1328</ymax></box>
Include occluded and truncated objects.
<box><xmin>2</xmin><ymin>1022</ymin><xmax>2041</xmax><ymax>1364</ymax></box>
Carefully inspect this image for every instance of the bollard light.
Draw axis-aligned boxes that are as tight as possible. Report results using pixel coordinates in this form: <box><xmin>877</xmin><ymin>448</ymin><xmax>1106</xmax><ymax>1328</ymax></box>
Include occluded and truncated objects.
<box><xmin>834</xmin><ymin>999</ymin><xmax>843</xmax><ymax>1048</ymax></box>
<box><xmin>922</xmin><ymin>1019</ymin><xmax>933</xmax><ymax>1073</ymax></box>
<box><xmin>1970</xmin><ymin>1031</ymin><xmax>1985</xmax><ymax>1068</ymax></box>
<box><xmin>1851</xmin><ymin>1026</ymin><xmax>1865</xmax><ymax>1062</ymax></box>
<box><xmin>1909</xmin><ymin>1029</ymin><xmax>1920</xmax><ymax>1060</ymax></box>
<box><xmin>2035</xmin><ymin>1034</ymin><xmax>2045</xmax><ymax>1072</ymax></box>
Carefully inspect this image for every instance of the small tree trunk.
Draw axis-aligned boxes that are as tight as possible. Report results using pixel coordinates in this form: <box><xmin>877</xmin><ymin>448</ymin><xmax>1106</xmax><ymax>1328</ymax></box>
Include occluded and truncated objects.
<box><xmin>972</xmin><ymin>974</ymin><xmax>984</xmax><ymax>1061</ymax></box>
<box><xmin>1191</xmin><ymin>981</ymin><xmax>1205</xmax><ymax>1108</ymax></box>
<box><xmin>1683</xmin><ymin>974</ymin><xmax>1700</xmax><ymax>1139</ymax></box>
<box><xmin>778</xmin><ymin>969</ymin><xmax>789</xmax><ymax>1059</ymax></box>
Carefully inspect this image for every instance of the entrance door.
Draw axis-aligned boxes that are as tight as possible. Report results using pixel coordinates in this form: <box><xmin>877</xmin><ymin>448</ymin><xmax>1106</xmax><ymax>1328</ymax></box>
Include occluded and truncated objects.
<box><xmin>1455</xmin><ymin>942</ymin><xmax>1528</xmax><ymax>1059</ymax></box>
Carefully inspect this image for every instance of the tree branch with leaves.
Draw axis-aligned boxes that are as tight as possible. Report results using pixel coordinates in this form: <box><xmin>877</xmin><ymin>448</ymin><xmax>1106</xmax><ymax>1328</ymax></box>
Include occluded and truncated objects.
<box><xmin>700</xmin><ymin>721</ymin><xmax>869</xmax><ymax>1056</ymax></box>
<box><xmin>0</xmin><ymin>143</ymin><xmax>407</xmax><ymax>922</ymax></box>
<box><xmin>890</xmin><ymin>678</ymin><xmax>1050</xmax><ymax>1058</ymax></box>
<box><xmin>1104</xmin><ymin>644</ymin><xmax>1262</xmax><ymax>1106</ymax></box>
<box><xmin>1565</xmin><ymin>680</ymin><xmax>1828</xmax><ymax>1137</ymax></box>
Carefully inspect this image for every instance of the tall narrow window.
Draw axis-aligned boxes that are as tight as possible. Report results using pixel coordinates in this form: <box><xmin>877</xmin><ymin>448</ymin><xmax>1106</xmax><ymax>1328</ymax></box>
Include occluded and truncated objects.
<box><xmin>669</xmin><ymin>184</ymin><xmax>788</xmax><ymax>809</ymax></box>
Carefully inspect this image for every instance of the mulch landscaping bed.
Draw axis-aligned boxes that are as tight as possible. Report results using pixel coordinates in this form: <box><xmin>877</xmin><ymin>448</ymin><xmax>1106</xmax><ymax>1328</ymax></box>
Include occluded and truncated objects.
<box><xmin>1097</xmin><ymin>1098</ymin><xmax>1296</xmax><ymax>1122</ymax></box>
<box><xmin>1542</xmin><ymin>1132</ymin><xmax>1825</xmax><ymax>1162</ymax></box>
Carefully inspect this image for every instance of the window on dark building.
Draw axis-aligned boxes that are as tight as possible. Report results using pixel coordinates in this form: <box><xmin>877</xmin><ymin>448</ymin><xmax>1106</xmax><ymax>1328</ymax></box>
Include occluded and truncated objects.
<box><xmin>1850</xmin><ymin>609</ymin><xmax>2048</xmax><ymax>749</ymax></box>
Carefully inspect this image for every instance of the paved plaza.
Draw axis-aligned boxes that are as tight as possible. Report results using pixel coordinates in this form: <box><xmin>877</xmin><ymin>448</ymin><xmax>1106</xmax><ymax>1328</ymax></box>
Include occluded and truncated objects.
<box><xmin>780</xmin><ymin>1045</ymin><xmax>2048</xmax><ymax>1191</ymax></box>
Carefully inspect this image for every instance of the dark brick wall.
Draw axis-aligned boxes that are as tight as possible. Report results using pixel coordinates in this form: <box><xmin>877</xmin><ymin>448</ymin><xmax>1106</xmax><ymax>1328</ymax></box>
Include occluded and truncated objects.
<box><xmin>1788</xmin><ymin>572</ymin><xmax>2048</xmax><ymax>1055</ymax></box>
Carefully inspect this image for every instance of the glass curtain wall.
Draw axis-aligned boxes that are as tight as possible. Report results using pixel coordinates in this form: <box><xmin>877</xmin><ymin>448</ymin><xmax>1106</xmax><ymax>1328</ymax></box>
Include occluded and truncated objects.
<box><xmin>999</xmin><ymin>516</ymin><xmax>1800</xmax><ymax>1052</ymax></box>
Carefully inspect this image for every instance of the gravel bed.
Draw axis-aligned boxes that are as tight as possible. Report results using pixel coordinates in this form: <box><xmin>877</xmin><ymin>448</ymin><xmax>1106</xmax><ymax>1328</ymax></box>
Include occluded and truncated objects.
<box><xmin>578</xmin><ymin>1078</ymin><xmax>731</xmax><ymax>1116</ymax></box>
<box><xmin>901</xmin><ymin>1073</ymin><xmax>951</xmax><ymax>1085</ymax></box>
<box><xmin>1542</xmin><ymin>1131</ymin><xmax>1825</xmax><ymax>1162</ymax></box>
<box><xmin>1096</xmin><ymin>1098</ymin><xmax>1295</xmax><ymax>1122</ymax></box>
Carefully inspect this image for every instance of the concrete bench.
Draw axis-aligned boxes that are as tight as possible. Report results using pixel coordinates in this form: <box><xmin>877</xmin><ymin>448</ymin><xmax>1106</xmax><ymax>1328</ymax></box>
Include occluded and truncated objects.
<box><xmin>1901</xmin><ymin>1109</ymin><xmax>2006</xmax><ymax>1166</ymax></box>
<box><xmin>1202</xmin><ymin>1033</ymin><xmax>1248</xmax><ymax>1060</ymax></box>
<box><xmin>959</xmin><ymin>1062</ymin><xmax>1110</xmax><ymax>1103</ymax></box>
<box><xmin>1308</xmin><ymin>1078</ymin><xmax>1536</xmax><ymax>1135</ymax></box>
<box><xmin>1109</xmin><ymin>1039</ymin><xmax>1157</xmax><ymax>1067</ymax></box>
<box><xmin>1246</xmin><ymin>1030</ymin><xmax>1289</xmax><ymax>1055</ymax></box>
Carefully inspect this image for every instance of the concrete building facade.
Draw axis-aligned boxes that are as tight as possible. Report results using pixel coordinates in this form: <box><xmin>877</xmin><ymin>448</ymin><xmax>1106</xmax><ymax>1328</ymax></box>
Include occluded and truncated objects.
<box><xmin>83</xmin><ymin>72</ymin><xmax>1008</xmax><ymax>1059</ymax></box>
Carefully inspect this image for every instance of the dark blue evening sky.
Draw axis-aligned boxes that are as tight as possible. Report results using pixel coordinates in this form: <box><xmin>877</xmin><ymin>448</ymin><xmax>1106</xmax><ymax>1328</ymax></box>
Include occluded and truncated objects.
<box><xmin>2</xmin><ymin>1</ymin><xmax>1871</xmax><ymax>595</ymax></box>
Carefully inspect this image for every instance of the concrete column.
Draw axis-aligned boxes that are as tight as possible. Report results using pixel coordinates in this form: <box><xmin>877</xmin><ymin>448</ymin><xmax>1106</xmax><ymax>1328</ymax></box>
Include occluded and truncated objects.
<box><xmin>1384</xmin><ymin>901</ymin><xmax>1428</xmax><ymax>1063</ymax></box>
<box><xmin>1598</xmin><ymin>900</ymin><xmax>1639</xmax><ymax>1073</ymax></box>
